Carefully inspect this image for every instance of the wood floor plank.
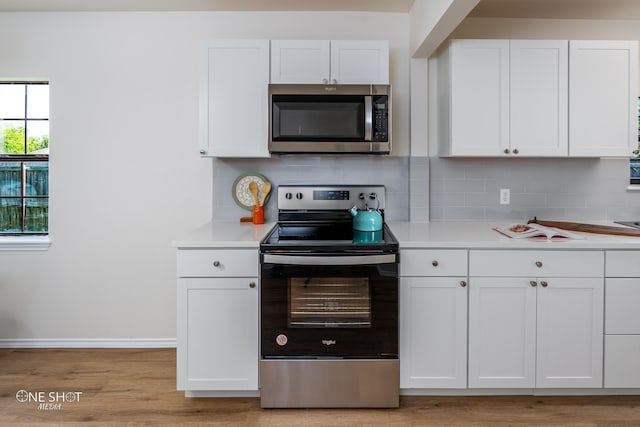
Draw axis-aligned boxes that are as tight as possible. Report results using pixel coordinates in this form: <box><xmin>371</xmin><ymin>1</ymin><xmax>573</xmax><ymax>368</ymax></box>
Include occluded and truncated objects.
<box><xmin>1</xmin><ymin>348</ymin><xmax>640</xmax><ymax>426</ymax></box>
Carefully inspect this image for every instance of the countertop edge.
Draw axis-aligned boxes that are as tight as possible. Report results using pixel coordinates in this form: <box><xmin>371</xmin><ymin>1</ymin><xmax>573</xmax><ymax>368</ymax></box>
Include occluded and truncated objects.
<box><xmin>387</xmin><ymin>220</ymin><xmax>640</xmax><ymax>250</ymax></box>
<box><xmin>172</xmin><ymin>220</ymin><xmax>640</xmax><ymax>250</ymax></box>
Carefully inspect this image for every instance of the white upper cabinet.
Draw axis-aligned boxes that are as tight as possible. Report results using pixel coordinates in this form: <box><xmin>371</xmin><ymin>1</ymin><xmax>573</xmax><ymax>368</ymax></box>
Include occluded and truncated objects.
<box><xmin>200</xmin><ymin>40</ymin><xmax>270</xmax><ymax>158</ymax></box>
<box><xmin>330</xmin><ymin>40</ymin><xmax>390</xmax><ymax>84</ymax></box>
<box><xmin>569</xmin><ymin>40</ymin><xmax>639</xmax><ymax>157</ymax></box>
<box><xmin>270</xmin><ymin>40</ymin><xmax>330</xmax><ymax>84</ymax></box>
<box><xmin>271</xmin><ymin>40</ymin><xmax>389</xmax><ymax>84</ymax></box>
<box><xmin>510</xmin><ymin>40</ymin><xmax>568</xmax><ymax>156</ymax></box>
<box><xmin>441</xmin><ymin>39</ymin><xmax>510</xmax><ymax>156</ymax></box>
<box><xmin>440</xmin><ymin>39</ymin><xmax>568</xmax><ymax>157</ymax></box>
<box><xmin>438</xmin><ymin>39</ymin><xmax>638</xmax><ymax>157</ymax></box>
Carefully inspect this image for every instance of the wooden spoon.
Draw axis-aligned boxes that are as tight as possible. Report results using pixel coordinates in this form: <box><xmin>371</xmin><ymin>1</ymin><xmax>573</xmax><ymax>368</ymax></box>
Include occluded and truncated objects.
<box><xmin>248</xmin><ymin>181</ymin><xmax>259</xmax><ymax>206</ymax></box>
<box><xmin>259</xmin><ymin>182</ymin><xmax>271</xmax><ymax>206</ymax></box>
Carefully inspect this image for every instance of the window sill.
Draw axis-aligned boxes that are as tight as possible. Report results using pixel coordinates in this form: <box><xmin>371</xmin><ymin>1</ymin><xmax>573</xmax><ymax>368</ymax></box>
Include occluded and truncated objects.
<box><xmin>0</xmin><ymin>235</ymin><xmax>51</xmax><ymax>251</ymax></box>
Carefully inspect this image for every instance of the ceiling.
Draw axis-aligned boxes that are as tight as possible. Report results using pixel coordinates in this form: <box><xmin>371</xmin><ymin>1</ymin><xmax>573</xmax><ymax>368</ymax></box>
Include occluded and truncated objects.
<box><xmin>0</xmin><ymin>0</ymin><xmax>416</xmax><ymax>12</ymax></box>
<box><xmin>469</xmin><ymin>0</ymin><xmax>640</xmax><ymax>20</ymax></box>
<box><xmin>0</xmin><ymin>0</ymin><xmax>638</xmax><ymax>20</ymax></box>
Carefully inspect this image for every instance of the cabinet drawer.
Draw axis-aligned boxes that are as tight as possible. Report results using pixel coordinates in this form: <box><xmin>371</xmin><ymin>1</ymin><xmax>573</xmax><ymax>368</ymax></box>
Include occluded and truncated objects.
<box><xmin>605</xmin><ymin>335</ymin><xmax>640</xmax><ymax>388</ymax></box>
<box><xmin>469</xmin><ymin>250</ymin><xmax>603</xmax><ymax>277</ymax></box>
<box><xmin>606</xmin><ymin>278</ymin><xmax>640</xmax><ymax>334</ymax></box>
<box><xmin>401</xmin><ymin>249</ymin><xmax>467</xmax><ymax>276</ymax></box>
<box><xmin>606</xmin><ymin>251</ymin><xmax>640</xmax><ymax>277</ymax></box>
<box><xmin>177</xmin><ymin>249</ymin><xmax>258</xmax><ymax>277</ymax></box>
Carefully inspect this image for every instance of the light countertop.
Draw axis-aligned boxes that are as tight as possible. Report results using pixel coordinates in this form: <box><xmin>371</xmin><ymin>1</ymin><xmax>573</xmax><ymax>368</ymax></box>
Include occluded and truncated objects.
<box><xmin>388</xmin><ymin>220</ymin><xmax>640</xmax><ymax>250</ymax></box>
<box><xmin>172</xmin><ymin>221</ymin><xmax>275</xmax><ymax>248</ymax></box>
<box><xmin>173</xmin><ymin>220</ymin><xmax>640</xmax><ymax>250</ymax></box>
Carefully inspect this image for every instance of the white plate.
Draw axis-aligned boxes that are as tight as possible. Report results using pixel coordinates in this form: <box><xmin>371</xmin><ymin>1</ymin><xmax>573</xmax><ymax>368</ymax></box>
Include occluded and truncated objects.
<box><xmin>231</xmin><ymin>173</ymin><xmax>268</xmax><ymax>210</ymax></box>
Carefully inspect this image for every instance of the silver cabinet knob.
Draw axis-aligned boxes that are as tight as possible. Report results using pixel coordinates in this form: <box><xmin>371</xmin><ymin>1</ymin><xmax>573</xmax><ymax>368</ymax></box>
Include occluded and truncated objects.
<box><xmin>432</xmin><ymin>260</ymin><xmax>439</xmax><ymax>267</ymax></box>
<box><xmin>530</xmin><ymin>280</ymin><xmax>537</xmax><ymax>287</ymax></box>
<box><xmin>513</xmin><ymin>148</ymin><xmax>519</xmax><ymax>154</ymax></box>
<box><xmin>199</xmin><ymin>149</ymin><xmax>206</xmax><ymax>155</ymax></box>
<box><xmin>540</xmin><ymin>281</ymin><xmax>548</xmax><ymax>288</ymax></box>
<box><xmin>460</xmin><ymin>280</ymin><xmax>467</xmax><ymax>287</ymax></box>
<box><xmin>322</xmin><ymin>78</ymin><xmax>329</xmax><ymax>84</ymax></box>
<box><xmin>504</xmin><ymin>148</ymin><xmax>510</xmax><ymax>154</ymax></box>
<box><xmin>331</xmin><ymin>78</ymin><xmax>337</xmax><ymax>84</ymax></box>
<box><xmin>212</xmin><ymin>260</ymin><xmax>221</xmax><ymax>267</ymax></box>
<box><xmin>249</xmin><ymin>282</ymin><xmax>256</xmax><ymax>289</ymax></box>
<box><xmin>634</xmin><ymin>150</ymin><xmax>639</xmax><ymax>155</ymax></box>
<box><xmin>535</xmin><ymin>261</ymin><xmax>543</xmax><ymax>268</ymax></box>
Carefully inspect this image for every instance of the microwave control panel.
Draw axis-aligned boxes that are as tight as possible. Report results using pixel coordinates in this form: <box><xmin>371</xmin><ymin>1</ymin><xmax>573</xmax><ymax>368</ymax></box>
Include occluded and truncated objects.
<box><xmin>372</xmin><ymin>95</ymin><xmax>388</xmax><ymax>142</ymax></box>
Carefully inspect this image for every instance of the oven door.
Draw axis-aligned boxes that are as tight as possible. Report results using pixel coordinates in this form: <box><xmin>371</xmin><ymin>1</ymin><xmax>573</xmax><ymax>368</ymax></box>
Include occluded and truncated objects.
<box><xmin>261</xmin><ymin>253</ymin><xmax>398</xmax><ymax>359</ymax></box>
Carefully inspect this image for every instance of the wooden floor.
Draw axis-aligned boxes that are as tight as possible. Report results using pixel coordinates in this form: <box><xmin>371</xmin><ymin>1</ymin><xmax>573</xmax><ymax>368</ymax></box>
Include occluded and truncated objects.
<box><xmin>1</xmin><ymin>348</ymin><xmax>640</xmax><ymax>426</ymax></box>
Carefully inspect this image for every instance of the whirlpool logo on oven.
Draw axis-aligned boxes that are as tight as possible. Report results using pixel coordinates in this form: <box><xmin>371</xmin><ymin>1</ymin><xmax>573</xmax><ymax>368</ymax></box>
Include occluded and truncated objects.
<box><xmin>322</xmin><ymin>339</ymin><xmax>336</xmax><ymax>346</ymax></box>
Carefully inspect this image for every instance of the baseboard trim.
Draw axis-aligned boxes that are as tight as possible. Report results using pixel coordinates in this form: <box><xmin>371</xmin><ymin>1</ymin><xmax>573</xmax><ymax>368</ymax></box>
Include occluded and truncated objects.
<box><xmin>0</xmin><ymin>338</ymin><xmax>177</xmax><ymax>348</ymax></box>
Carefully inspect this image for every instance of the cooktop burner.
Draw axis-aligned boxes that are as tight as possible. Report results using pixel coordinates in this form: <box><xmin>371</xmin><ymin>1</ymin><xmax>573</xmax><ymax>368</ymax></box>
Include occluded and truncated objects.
<box><xmin>259</xmin><ymin>185</ymin><xmax>398</xmax><ymax>253</ymax></box>
<box><xmin>261</xmin><ymin>222</ymin><xmax>398</xmax><ymax>248</ymax></box>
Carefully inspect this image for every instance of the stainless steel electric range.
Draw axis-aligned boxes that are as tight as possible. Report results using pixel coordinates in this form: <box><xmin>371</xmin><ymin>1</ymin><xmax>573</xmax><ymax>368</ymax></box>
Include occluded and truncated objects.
<box><xmin>259</xmin><ymin>185</ymin><xmax>399</xmax><ymax>408</ymax></box>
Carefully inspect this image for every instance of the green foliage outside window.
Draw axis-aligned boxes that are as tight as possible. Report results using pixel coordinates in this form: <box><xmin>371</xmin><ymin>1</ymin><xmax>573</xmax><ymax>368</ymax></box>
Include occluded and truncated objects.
<box><xmin>2</xmin><ymin>126</ymin><xmax>49</xmax><ymax>154</ymax></box>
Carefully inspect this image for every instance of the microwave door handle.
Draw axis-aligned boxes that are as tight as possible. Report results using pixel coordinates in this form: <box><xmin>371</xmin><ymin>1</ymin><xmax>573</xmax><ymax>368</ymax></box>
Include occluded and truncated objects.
<box><xmin>364</xmin><ymin>96</ymin><xmax>373</xmax><ymax>141</ymax></box>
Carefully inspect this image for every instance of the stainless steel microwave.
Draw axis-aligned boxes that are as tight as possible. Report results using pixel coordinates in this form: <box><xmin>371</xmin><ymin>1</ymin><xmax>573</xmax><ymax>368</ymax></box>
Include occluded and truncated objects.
<box><xmin>268</xmin><ymin>84</ymin><xmax>391</xmax><ymax>154</ymax></box>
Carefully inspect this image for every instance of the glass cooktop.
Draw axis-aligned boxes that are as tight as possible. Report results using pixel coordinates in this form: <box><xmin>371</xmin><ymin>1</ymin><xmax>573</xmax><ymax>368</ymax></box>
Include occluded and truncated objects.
<box><xmin>260</xmin><ymin>222</ymin><xmax>398</xmax><ymax>250</ymax></box>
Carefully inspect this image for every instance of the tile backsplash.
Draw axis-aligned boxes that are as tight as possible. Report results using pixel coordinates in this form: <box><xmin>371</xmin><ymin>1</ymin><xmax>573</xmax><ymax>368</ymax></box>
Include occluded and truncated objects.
<box><xmin>212</xmin><ymin>156</ymin><xmax>415</xmax><ymax>222</ymax></box>
<box><xmin>212</xmin><ymin>156</ymin><xmax>640</xmax><ymax>223</ymax></box>
<box><xmin>430</xmin><ymin>157</ymin><xmax>640</xmax><ymax>222</ymax></box>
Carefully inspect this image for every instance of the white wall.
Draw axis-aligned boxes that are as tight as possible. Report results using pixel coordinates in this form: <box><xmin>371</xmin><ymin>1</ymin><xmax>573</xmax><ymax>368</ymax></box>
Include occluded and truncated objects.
<box><xmin>0</xmin><ymin>11</ymin><xmax>409</xmax><ymax>342</ymax></box>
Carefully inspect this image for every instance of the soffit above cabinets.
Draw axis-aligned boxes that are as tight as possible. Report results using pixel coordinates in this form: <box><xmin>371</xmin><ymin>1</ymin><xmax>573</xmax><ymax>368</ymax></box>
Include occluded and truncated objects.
<box><xmin>0</xmin><ymin>0</ymin><xmax>415</xmax><ymax>12</ymax></box>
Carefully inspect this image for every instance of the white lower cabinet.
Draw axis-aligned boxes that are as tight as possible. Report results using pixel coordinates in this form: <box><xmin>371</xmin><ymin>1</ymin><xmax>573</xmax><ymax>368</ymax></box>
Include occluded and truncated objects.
<box><xmin>400</xmin><ymin>249</ymin><xmax>468</xmax><ymax>389</ymax></box>
<box><xmin>176</xmin><ymin>248</ymin><xmax>259</xmax><ymax>392</ymax></box>
<box><xmin>604</xmin><ymin>251</ymin><xmax>640</xmax><ymax>388</ymax></box>
<box><xmin>468</xmin><ymin>277</ymin><xmax>536</xmax><ymax>388</ymax></box>
<box><xmin>468</xmin><ymin>250</ymin><xmax>604</xmax><ymax>389</ymax></box>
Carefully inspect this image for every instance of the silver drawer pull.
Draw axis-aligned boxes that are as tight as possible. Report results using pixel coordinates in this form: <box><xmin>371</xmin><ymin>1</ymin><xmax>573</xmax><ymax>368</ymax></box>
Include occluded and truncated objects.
<box><xmin>249</xmin><ymin>282</ymin><xmax>256</xmax><ymax>289</ymax></box>
<box><xmin>535</xmin><ymin>261</ymin><xmax>543</xmax><ymax>268</ymax></box>
<box><xmin>432</xmin><ymin>260</ymin><xmax>439</xmax><ymax>267</ymax></box>
<box><xmin>213</xmin><ymin>260</ymin><xmax>221</xmax><ymax>267</ymax></box>
<box><xmin>530</xmin><ymin>281</ymin><xmax>537</xmax><ymax>287</ymax></box>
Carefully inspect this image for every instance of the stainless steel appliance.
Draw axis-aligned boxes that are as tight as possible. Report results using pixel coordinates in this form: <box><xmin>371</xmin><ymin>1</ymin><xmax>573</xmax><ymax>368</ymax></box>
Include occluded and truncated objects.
<box><xmin>260</xmin><ymin>185</ymin><xmax>399</xmax><ymax>408</ymax></box>
<box><xmin>268</xmin><ymin>84</ymin><xmax>391</xmax><ymax>154</ymax></box>
<box><xmin>615</xmin><ymin>221</ymin><xmax>640</xmax><ymax>229</ymax></box>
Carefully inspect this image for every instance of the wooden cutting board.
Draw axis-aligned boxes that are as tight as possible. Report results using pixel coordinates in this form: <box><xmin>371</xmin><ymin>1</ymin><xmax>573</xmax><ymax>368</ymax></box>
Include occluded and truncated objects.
<box><xmin>528</xmin><ymin>218</ymin><xmax>640</xmax><ymax>237</ymax></box>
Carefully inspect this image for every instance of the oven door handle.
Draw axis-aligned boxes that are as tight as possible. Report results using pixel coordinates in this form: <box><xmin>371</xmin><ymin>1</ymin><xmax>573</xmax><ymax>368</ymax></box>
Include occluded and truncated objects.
<box><xmin>263</xmin><ymin>254</ymin><xmax>396</xmax><ymax>265</ymax></box>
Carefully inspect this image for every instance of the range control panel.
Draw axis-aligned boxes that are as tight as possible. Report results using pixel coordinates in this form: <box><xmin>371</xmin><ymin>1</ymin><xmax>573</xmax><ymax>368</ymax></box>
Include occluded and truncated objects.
<box><xmin>277</xmin><ymin>185</ymin><xmax>386</xmax><ymax>211</ymax></box>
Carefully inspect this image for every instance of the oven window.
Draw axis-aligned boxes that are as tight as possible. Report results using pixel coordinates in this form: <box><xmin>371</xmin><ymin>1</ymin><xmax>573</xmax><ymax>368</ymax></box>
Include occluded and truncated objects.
<box><xmin>288</xmin><ymin>277</ymin><xmax>371</xmax><ymax>328</ymax></box>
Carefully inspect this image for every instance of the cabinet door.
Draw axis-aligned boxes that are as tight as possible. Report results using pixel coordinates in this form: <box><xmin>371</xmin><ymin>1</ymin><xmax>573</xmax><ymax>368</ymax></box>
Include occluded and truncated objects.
<box><xmin>605</xmin><ymin>335</ymin><xmax>640</xmax><ymax>388</ymax></box>
<box><xmin>330</xmin><ymin>40</ymin><xmax>389</xmax><ymax>84</ymax></box>
<box><xmin>177</xmin><ymin>277</ymin><xmax>258</xmax><ymax>390</ymax></box>
<box><xmin>200</xmin><ymin>40</ymin><xmax>270</xmax><ymax>157</ymax></box>
<box><xmin>449</xmin><ymin>39</ymin><xmax>510</xmax><ymax>156</ymax></box>
<box><xmin>400</xmin><ymin>277</ymin><xmax>467</xmax><ymax>389</ymax></box>
<box><xmin>606</xmin><ymin>278</ymin><xmax>640</xmax><ymax>334</ymax></box>
<box><xmin>510</xmin><ymin>40</ymin><xmax>568</xmax><ymax>156</ymax></box>
<box><xmin>270</xmin><ymin>40</ymin><xmax>330</xmax><ymax>84</ymax></box>
<box><xmin>569</xmin><ymin>40</ymin><xmax>639</xmax><ymax>157</ymax></box>
<box><xmin>536</xmin><ymin>277</ymin><xmax>603</xmax><ymax>388</ymax></box>
<box><xmin>468</xmin><ymin>277</ymin><xmax>536</xmax><ymax>388</ymax></box>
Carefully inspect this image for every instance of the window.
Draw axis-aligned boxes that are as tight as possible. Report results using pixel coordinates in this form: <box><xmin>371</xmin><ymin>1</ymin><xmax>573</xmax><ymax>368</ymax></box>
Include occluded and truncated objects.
<box><xmin>630</xmin><ymin>97</ymin><xmax>640</xmax><ymax>188</ymax></box>
<box><xmin>0</xmin><ymin>81</ymin><xmax>49</xmax><ymax>235</ymax></box>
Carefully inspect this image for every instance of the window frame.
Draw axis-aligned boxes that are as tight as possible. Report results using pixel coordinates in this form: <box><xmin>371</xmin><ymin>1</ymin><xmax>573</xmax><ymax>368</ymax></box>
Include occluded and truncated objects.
<box><xmin>0</xmin><ymin>80</ymin><xmax>50</xmax><ymax>246</ymax></box>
